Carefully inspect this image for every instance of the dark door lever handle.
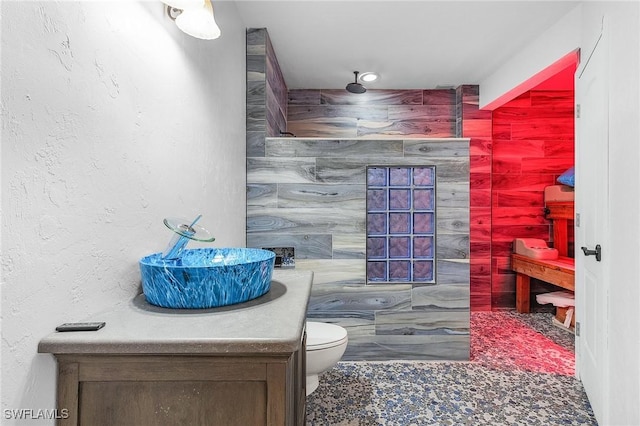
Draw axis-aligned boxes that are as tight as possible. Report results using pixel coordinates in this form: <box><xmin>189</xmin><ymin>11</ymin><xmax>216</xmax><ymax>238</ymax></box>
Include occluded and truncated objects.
<box><xmin>581</xmin><ymin>244</ymin><xmax>601</xmax><ymax>262</ymax></box>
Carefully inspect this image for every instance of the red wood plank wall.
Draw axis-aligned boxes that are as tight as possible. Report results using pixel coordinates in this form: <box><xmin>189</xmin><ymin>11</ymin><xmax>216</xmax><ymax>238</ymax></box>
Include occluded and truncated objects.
<box><xmin>459</xmin><ymin>85</ymin><xmax>493</xmax><ymax>311</ymax></box>
<box><xmin>490</xmin><ymin>90</ymin><xmax>575</xmax><ymax>309</ymax></box>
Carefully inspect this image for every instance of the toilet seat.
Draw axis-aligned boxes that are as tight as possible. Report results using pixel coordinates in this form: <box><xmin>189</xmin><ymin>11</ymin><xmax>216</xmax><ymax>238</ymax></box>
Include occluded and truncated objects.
<box><xmin>306</xmin><ymin>322</ymin><xmax>348</xmax><ymax>351</ymax></box>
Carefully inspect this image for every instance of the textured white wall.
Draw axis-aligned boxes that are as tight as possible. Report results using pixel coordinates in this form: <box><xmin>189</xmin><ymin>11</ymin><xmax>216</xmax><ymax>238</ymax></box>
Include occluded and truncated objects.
<box><xmin>1</xmin><ymin>1</ymin><xmax>246</xmax><ymax>421</ymax></box>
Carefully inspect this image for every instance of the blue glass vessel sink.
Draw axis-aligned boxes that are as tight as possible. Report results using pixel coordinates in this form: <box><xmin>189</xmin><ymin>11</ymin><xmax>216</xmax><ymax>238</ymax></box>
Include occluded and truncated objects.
<box><xmin>139</xmin><ymin>248</ymin><xmax>275</xmax><ymax>309</ymax></box>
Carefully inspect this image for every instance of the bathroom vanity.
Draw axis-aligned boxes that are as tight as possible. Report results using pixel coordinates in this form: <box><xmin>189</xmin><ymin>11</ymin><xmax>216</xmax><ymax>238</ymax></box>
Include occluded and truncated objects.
<box><xmin>38</xmin><ymin>270</ymin><xmax>313</xmax><ymax>426</ymax></box>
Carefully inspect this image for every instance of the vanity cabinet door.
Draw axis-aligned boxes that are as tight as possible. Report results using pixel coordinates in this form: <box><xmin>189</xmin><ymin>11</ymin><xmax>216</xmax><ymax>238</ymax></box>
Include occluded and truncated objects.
<box><xmin>55</xmin><ymin>354</ymin><xmax>302</xmax><ymax>426</ymax></box>
<box><xmin>80</xmin><ymin>381</ymin><xmax>267</xmax><ymax>426</ymax></box>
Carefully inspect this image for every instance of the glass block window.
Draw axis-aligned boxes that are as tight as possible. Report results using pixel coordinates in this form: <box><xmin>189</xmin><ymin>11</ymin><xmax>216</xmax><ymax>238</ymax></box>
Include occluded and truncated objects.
<box><xmin>366</xmin><ymin>166</ymin><xmax>436</xmax><ymax>283</ymax></box>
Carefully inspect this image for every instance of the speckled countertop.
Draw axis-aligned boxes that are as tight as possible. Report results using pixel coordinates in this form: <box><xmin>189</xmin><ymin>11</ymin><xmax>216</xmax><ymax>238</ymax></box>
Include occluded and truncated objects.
<box><xmin>38</xmin><ymin>270</ymin><xmax>313</xmax><ymax>356</ymax></box>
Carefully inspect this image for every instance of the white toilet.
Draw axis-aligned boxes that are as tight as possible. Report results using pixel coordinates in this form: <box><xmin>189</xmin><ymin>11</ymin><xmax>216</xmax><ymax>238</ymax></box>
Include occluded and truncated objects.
<box><xmin>305</xmin><ymin>321</ymin><xmax>348</xmax><ymax>395</ymax></box>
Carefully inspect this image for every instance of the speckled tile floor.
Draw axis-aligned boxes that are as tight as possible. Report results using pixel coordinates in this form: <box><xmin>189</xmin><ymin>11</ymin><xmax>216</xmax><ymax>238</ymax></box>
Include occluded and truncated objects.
<box><xmin>306</xmin><ymin>311</ymin><xmax>597</xmax><ymax>425</ymax></box>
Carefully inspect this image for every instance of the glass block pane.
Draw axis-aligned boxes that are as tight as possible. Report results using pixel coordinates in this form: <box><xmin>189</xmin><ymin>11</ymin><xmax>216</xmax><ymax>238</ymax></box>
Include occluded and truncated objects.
<box><xmin>414</xmin><ymin>212</ymin><xmax>435</xmax><ymax>234</ymax></box>
<box><xmin>368</xmin><ymin>261</ymin><xmax>387</xmax><ymax>281</ymax></box>
<box><xmin>389</xmin><ymin>189</ymin><xmax>410</xmax><ymax>210</ymax></box>
<box><xmin>389</xmin><ymin>237</ymin><xmax>410</xmax><ymax>258</ymax></box>
<box><xmin>368</xmin><ymin>213</ymin><xmax>387</xmax><ymax>235</ymax></box>
<box><xmin>366</xmin><ymin>165</ymin><xmax>437</xmax><ymax>284</ymax></box>
<box><xmin>413</xmin><ymin>167</ymin><xmax>434</xmax><ymax>186</ymax></box>
<box><xmin>389</xmin><ymin>168</ymin><xmax>410</xmax><ymax>186</ymax></box>
<box><xmin>413</xmin><ymin>260</ymin><xmax>434</xmax><ymax>281</ymax></box>
<box><xmin>389</xmin><ymin>213</ymin><xmax>410</xmax><ymax>234</ymax></box>
<box><xmin>367</xmin><ymin>237</ymin><xmax>386</xmax><ymax>258</ymax></box>
<box><xmin>413</xmin><ymin>236</ymin><xmax>434</xmax><ymax>258</ymax></box>
<box><xmin>413</xmin><ymin>189</ymin><xmax>435</xmax><ymax>210</ymax></box>
<box><xmin>367</xmin><ymin>167</ymin><xmax>387</xmax><ymax>186</ymax></box>
<box><xmin>389</xmin><ymin>261</ymin><xmax>410</xmax><ymax>281</ymax></box>
<box><xmin>368</xmin><ymin>189</ymin><xmax>387</xmax><ymax>211</ymax></box>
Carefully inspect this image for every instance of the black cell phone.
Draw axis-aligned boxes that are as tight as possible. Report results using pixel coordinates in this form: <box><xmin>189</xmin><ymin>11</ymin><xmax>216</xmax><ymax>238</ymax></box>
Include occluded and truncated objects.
<box><xmin>55</xmin><ymin>322</ymin><xmax>106</xmax><ymax>332</ymax></box>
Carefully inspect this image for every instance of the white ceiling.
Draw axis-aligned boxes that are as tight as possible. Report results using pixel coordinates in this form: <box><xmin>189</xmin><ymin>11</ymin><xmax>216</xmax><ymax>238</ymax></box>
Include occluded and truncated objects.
<box><xmin>234</xmin><ymin>0</ymin><xmax>580</xmax><ymax>90</ymax></box>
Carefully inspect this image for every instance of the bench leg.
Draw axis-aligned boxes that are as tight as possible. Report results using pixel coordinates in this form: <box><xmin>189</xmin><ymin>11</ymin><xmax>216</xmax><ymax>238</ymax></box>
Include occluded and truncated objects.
<box><xmin>515</xmin><ymin>273</ymin><xmax>531</xmax><ymax>313</ymax></box>
<box><xmin>554</xmin><ymin>218</ymin><xmax>569</xmax><ymax>257</ymax></box>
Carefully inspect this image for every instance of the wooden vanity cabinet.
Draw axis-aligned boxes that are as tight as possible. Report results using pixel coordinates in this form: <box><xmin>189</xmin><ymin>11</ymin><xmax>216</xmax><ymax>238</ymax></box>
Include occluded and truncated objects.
<box><xmin>54</xmin><ymin>334</ymin><xmax>306</xmax><ymax>426</ymax></box>
<box><xmin>39</xmin><ymin>271</ymin><xmax>313</xmax><ymax>426</ymax></box>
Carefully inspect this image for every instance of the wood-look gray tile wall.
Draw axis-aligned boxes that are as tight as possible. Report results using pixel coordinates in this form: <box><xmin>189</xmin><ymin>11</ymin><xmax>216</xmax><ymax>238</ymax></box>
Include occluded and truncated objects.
<box><xmin>247</xmin><ymin>28</ymin><xmax>288</xmax><ymax>149</ymax></box>
<box><xmin>288</xmin><ymin>88</ymin><xmax>457</xmax><ymax>139</ymax></box>
<box><xmin>246</xmin><ymin>28</ymin><xmax>268</xmax><ymax>157</ymax></box>
<box><xmin>246</xmin><ymin>29</ymin><xmax>471</xmax><ymax>360</ymax></box>
<box><xmin>247</xmin><ymin>137</ymin><xmax>470</xmax><ymax>360</ymax></box>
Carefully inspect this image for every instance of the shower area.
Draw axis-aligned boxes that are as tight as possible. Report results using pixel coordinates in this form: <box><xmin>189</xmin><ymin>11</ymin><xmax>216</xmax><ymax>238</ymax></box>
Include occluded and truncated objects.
<box><xmin>247</xmin><ymin>137</ymin><xmax>470</xmax><ymax>360</ymax></box>
<box><xmin>246</xmin><ymin>29</ymin><xmax>492</xmax><ymax>361</ymax></box>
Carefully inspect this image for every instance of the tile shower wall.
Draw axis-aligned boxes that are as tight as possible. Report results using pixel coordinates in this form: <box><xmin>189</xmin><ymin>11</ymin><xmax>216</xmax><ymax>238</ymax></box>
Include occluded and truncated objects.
<box><xmin>245</xmin><ymin>29</ymin><xmax>483</xmax><ymax>359</ymax></box>
<box><xmin>288</xmin><ymin>86</ymin><xmax>491</xmax><ymax>314</ymax></box>
<box><xmin>247</xmin><ymin>28</ymin><xmax>288</xmax><ymax>156</ymax></box>
<box><xmin>247</xmin><ymin>138</ymin><xmax>470</xmax><ymax>360</ymax></box>
<box><xmin>287</xmin><ymin>89</ymin><xmax>457</xmax><ymax>138</ymax></box>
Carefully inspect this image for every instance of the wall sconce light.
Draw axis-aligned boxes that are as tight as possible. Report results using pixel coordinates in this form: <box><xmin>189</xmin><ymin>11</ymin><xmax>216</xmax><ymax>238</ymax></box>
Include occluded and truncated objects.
<box><xmin>165</xmin><ymin>0</ymin><xmax>221</xmax><ymax>40</ymax></box>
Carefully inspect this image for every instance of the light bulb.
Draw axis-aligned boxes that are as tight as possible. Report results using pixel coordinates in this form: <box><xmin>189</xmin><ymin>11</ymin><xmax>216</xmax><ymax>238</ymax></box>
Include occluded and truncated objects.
<box><xmin>175</xmin><ymin>0</ymin><xmax>221</xmax><ymax>40</ymax></box>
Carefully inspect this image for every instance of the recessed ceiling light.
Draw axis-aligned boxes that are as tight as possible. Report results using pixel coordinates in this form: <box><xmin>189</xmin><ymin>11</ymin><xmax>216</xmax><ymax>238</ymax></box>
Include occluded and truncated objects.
<box><xmin>359</xmin><ymin>72</ymin><xmax>379</xmax><ymax>83</ymax></box>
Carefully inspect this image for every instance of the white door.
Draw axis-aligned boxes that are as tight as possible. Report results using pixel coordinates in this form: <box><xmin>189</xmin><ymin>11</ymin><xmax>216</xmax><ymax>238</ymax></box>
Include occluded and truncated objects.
<box><xmin>575</xmin><ymin>20</ymin><xmax>609</xmax><ymax>421</ymax></box>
